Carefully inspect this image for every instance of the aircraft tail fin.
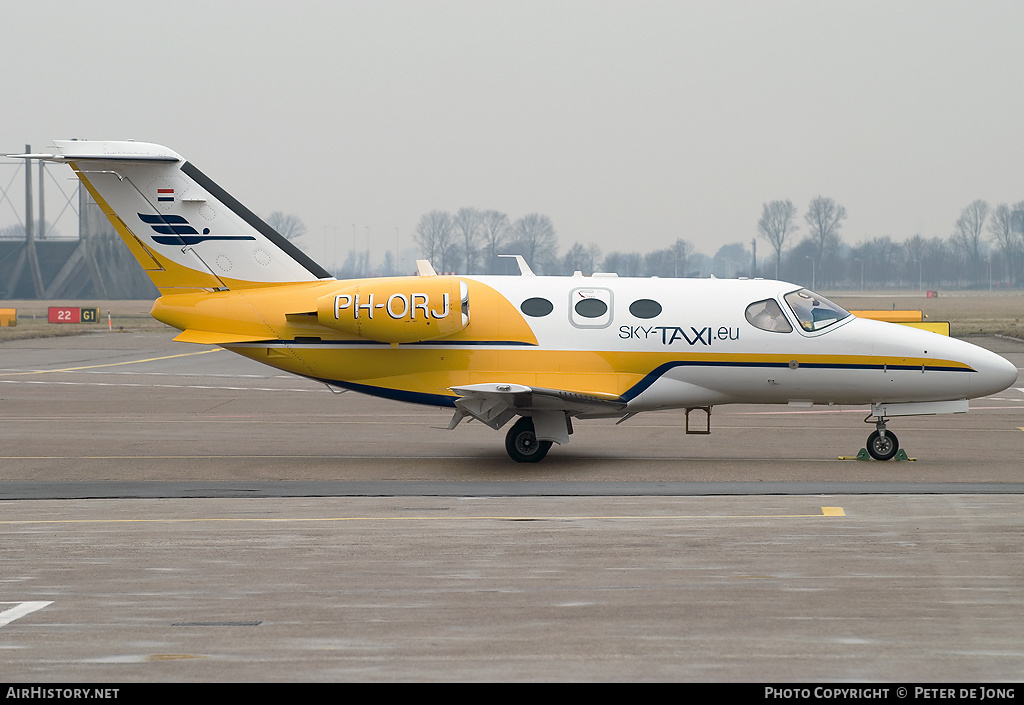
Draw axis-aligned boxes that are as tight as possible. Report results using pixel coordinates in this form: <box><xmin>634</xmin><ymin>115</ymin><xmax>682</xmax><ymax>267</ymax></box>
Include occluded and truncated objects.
<box><xmin>15</xmin><ymin>140</ymin><xmax>332</xmax><ymax>294</ymax></box>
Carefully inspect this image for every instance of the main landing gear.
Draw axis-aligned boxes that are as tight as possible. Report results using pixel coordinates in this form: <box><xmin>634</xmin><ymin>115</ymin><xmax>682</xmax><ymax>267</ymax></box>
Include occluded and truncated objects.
<box><xmin>865</xmin><ymin>414</ymin><xmax>900</xmax><ymax>461</ymax></box>
<box><xmin>505</xmin><ymin>416</ymin><xmax>552</xmax><ymax>463</ymax></box>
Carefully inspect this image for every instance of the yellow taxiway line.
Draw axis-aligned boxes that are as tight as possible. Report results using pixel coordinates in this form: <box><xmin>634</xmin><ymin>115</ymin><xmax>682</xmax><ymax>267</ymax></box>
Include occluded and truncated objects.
<box><xmin>0</xmin><ymin>348</ymin><xmax>222</xmax><ymax>376</ymax></box>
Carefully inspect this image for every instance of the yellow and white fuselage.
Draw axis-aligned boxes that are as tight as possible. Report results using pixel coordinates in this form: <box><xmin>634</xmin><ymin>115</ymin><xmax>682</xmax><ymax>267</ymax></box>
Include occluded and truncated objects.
<box><xmin>14</xmin><ymin>140</ymin><xmax>1017</xmax><ymax>462</ymax></box>
<box><xmin>154</xmin><ymin>274</ymin><xmax>1010</xmax><ymax>411</ymax></box>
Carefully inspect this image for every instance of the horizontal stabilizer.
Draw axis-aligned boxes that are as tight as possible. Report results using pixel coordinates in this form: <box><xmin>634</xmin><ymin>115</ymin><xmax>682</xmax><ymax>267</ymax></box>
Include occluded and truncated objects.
<box><xmin>7</xmin><ymin>141</ymin><xmax>183</xmax><ymax>162</ymax></box>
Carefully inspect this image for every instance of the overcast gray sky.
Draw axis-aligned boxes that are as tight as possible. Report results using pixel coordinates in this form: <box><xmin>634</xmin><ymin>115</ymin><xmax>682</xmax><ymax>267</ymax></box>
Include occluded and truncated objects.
<box><xmin>3</xmin><ymin>0</ymin><xmax>1023</xmax><ymax>271</ymax></box>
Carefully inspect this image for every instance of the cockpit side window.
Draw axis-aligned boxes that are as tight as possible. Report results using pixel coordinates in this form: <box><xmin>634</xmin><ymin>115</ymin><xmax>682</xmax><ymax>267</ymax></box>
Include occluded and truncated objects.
<box><xmin>783</xmin><ymin>289</ymin><xmax>850</xmax><ymax>332</ymax></box>
<box><xmin>744</xmin><ymin>298</ymin><xmax>793</xmax><ymax>333</ymax></box>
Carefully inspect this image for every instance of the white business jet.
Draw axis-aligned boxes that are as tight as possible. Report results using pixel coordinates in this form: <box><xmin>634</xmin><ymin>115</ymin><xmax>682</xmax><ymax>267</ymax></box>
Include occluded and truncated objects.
<box><xmin>11</xmin><ymin>141</ymin><xmax>1018</xmax><ymax>462</ymax></box>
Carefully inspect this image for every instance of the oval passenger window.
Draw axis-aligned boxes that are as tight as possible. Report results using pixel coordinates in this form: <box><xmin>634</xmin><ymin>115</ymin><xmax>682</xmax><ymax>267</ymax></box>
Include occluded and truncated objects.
<box><xmin>520</xmin><ymin>297</ymin><xmax>554</xmax><ymax>317</ymax></box>
<box><xmin>574</xmin><ymin>298</ymin><xmax>608</xmax><ymax>318</ymax></box>
<box><xmin>629</xmin><ymin>299</ymin><xmax>662</xmax><ymax>319</ymax></box>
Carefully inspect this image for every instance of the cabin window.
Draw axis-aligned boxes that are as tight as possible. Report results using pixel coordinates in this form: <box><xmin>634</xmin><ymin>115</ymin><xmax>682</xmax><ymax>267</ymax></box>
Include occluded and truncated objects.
<box><xmin>744</xmin><ymin>298</ymin><xmax>792</xmax><ymax>333</ymax></box>
<box><xmin>783</xmin><ymin>289</ymin><xmax>849</xmax><ymax>332</ymax></box>
<box><xmin>629</xmin><ymin>299</ymin><xmax>662</xmax><ymax>319</ymax></box>
<box><xmin>520</xmin><ymin>297</ymin><xmax>554</xmax><ymax>317</ymax></box>
<box><xmin>575</xmin><ymin>298</ymin><xmax>608</xmax><ymax>318</ymax></box>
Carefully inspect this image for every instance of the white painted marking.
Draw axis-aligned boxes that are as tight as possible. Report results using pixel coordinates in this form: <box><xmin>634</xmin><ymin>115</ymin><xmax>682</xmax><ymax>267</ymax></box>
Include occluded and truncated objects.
<box><xmin>0</xmin><ymin>601</ymin><xmax>53</xmax><ymax>627</ymax></box>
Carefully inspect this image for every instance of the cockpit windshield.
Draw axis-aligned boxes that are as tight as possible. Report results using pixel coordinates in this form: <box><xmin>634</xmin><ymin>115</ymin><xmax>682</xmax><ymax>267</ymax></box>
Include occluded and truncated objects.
<box><xmin>783</xmin><ymin>289</ymin><xmax>850</xmax><ymax>332</ymax></box>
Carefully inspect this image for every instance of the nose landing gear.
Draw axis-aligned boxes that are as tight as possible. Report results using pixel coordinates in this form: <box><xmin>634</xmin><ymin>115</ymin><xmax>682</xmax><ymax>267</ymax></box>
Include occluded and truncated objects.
<box><xmin>865</xmin><ymin>414</ymin><xmax>900</xmax><ymax>461</ymax></box>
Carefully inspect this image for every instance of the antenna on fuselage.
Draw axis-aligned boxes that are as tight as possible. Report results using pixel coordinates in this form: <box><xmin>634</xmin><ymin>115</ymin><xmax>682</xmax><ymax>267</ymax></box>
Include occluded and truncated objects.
<box><xmin>498</xmin><ymin>254</ymin><xmax>535</xmax><ymax>276</ymax></box>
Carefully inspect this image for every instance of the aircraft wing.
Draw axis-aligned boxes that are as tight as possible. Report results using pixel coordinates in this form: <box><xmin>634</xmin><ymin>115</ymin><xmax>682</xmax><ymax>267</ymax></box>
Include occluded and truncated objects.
<box><xmin>449</xmin><ymin>383</ymin><xmax>627</xmax><ymax>432</ymax></box>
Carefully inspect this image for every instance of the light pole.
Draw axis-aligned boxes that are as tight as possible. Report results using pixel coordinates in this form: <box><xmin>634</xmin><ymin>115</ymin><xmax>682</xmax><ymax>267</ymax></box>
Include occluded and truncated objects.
<box><xmin>805</xmin><ymin>255</ymin><xmax>816</xmax><ymax>290</ymax></box>
<box><xmin>324</xmin><ymin>225</ymin><xmax>340</xmax><ymax>274</ymax></box>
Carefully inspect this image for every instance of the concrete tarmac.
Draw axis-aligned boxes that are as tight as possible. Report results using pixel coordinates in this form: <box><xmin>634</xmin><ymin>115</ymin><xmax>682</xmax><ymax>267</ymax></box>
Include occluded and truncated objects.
<box><xmin>1</xmin><ymin>331</ymin><xmax>1023</xmax><ymax>681</ymax></box>
<box><xmin>1</xmin><ymin>332</ymin><xmax>1022</xmax><ymax>483</ymax></box>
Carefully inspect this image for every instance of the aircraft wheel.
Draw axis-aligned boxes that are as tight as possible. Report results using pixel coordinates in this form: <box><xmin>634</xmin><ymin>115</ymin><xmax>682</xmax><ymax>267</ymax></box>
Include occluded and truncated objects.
<box><xmin>505</xmin><ymin>417</ymin><xmax>552</xmax><ymax>463</ymax></box>
<box><xmin>866</xmin><ymin>430</ymin><xmax>899</xmax><ymax>461</ymax></box>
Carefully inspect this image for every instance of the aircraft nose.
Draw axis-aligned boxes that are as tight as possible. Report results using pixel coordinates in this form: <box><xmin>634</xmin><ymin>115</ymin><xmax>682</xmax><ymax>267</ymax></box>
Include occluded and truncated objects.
<box><xmin>970</xmin><ymin>347</ymin><xmax>1019</xmax><ymax>398</ymax></box>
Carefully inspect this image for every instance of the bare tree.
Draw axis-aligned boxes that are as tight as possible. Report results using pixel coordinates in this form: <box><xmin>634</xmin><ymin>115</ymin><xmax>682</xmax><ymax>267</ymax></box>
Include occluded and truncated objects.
<box><xmin>414</xmin><ymin>210</ymin><xmax>454</xmax><ymax>273</ymax></box>
<box><xmin>641</xmin><ymin>239</ymin><xmax>693</xmax><ymax>277</ymax></box>
<box><xmin>671</xmin><ymin>238</ymin><xmax>692</xmax><ymax>277</ymax></box>
<box><xmin>623</xmin><ymin>252</ymin><xmax>643</xmax><ymax>277</ymax></box>
<box><xmin>1013</xmin><ymin>201</ymin><xmax>1024</xmax><ymax>235</ymax></box>
<box><xmin>851</xmin><ymin>236</ymin><xmax>903</xmax><ymax>288</ymax></box>
<box><xmin>989</xmin><ymin>204</ymin><xmax>1014</xmax><ymax>272</ymax></box>
<box><xmin>712</xmin><ymin>242</ymin><xmax>751</xmax><ymax>278</ymax></box>
<box><xmin>452</xmin><ymin>207</ymin><xmax>484</xmax><ymax>274</ymax></box>
<box><xmin>563</xmin><ymin>241</ymin><xmax>600</xmax><ymax>275</ymax></box>
<box><xmin>1014</xmin><ymin>201</ymin><xmax>1024</xmax><ymax>284</ymax></box>
<box><xmin>509</xmin><ymin>214</ymin><xmax>558</xmax><ymax>273</ymax></box>
<box><xmin>988</xmin><ymin>203</ymin><xmax>1024</xmax><ymax>285</ymax></box>
<box><xmin>757</xmin><ymin>200</ymin><xmax>798</xmax><ymax>279</ymax></box>
<box><xmin>602</xmin><ymin>251</ymin><xmax>636</xmax><ymax>276</ymax></box>
<box><xmin>0</xmin><ymin>224</ymin><xmax>26</xmax><ymax>239</ymax></box>
<box><xmin>643</xmin><ymin>249</ymin><xmax>667</xmax><ymax>277</ymax></box>
<box><xmin>804</xmin><ymin>197</ymin><xmax>846</xmax><ymax>274</ymax></box>
<box><xmin>480</xmin><ymin>210</ymin><xmax>511</xmax><ymax>273</ymax></box>
<box><xmin>266</xmin><ymin>212</ymin><xmax>307</xmax><ymax>242</ymax></box>
<box><xmin>600</xmin><ymin>252</ymin><xmax>623</xmax><ymax>275</ymax></box>
<box><xmin>952</xmin><ymin>199</ymin><xmax>989</xmax><ymax>285</ymax></box>
<box><xmin>903</xmin><ymin>233</ymin><xmax>929</xmax><ymax>289</ymax></box>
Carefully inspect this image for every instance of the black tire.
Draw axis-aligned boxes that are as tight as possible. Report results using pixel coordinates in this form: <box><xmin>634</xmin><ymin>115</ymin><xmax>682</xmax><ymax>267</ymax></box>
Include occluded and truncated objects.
<box><xmin>866</xmin><ymin>430</ymin><xmax>899</xmax><ymax>461</ymax></box>
<box><xmin>505</xmin><ymin>417</ymin><xmax>552</xmax><ymax>463</ymax></box>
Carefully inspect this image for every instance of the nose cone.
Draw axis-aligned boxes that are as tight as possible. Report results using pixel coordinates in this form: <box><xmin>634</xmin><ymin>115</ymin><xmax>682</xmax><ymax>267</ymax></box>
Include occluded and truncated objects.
<box><xmin>969</xmin><ymin>346</ymin><xmax>1019</xmax><ymax>398</ymax></box>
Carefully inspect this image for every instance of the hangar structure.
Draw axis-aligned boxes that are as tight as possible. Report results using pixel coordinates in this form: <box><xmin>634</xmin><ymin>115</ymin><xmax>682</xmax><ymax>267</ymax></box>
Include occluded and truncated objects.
<box><xmin>0</xmin><ymin>146</ymin><xmax>157</xmax><ymax>299</ymax></box>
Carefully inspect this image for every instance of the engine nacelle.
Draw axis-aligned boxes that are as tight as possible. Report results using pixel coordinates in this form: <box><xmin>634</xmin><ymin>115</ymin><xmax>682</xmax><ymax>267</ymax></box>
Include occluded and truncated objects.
<box><xmin>316</xmin><ymin>277</ymin><xmax>469</xmax><ymax>343</ymax></box>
